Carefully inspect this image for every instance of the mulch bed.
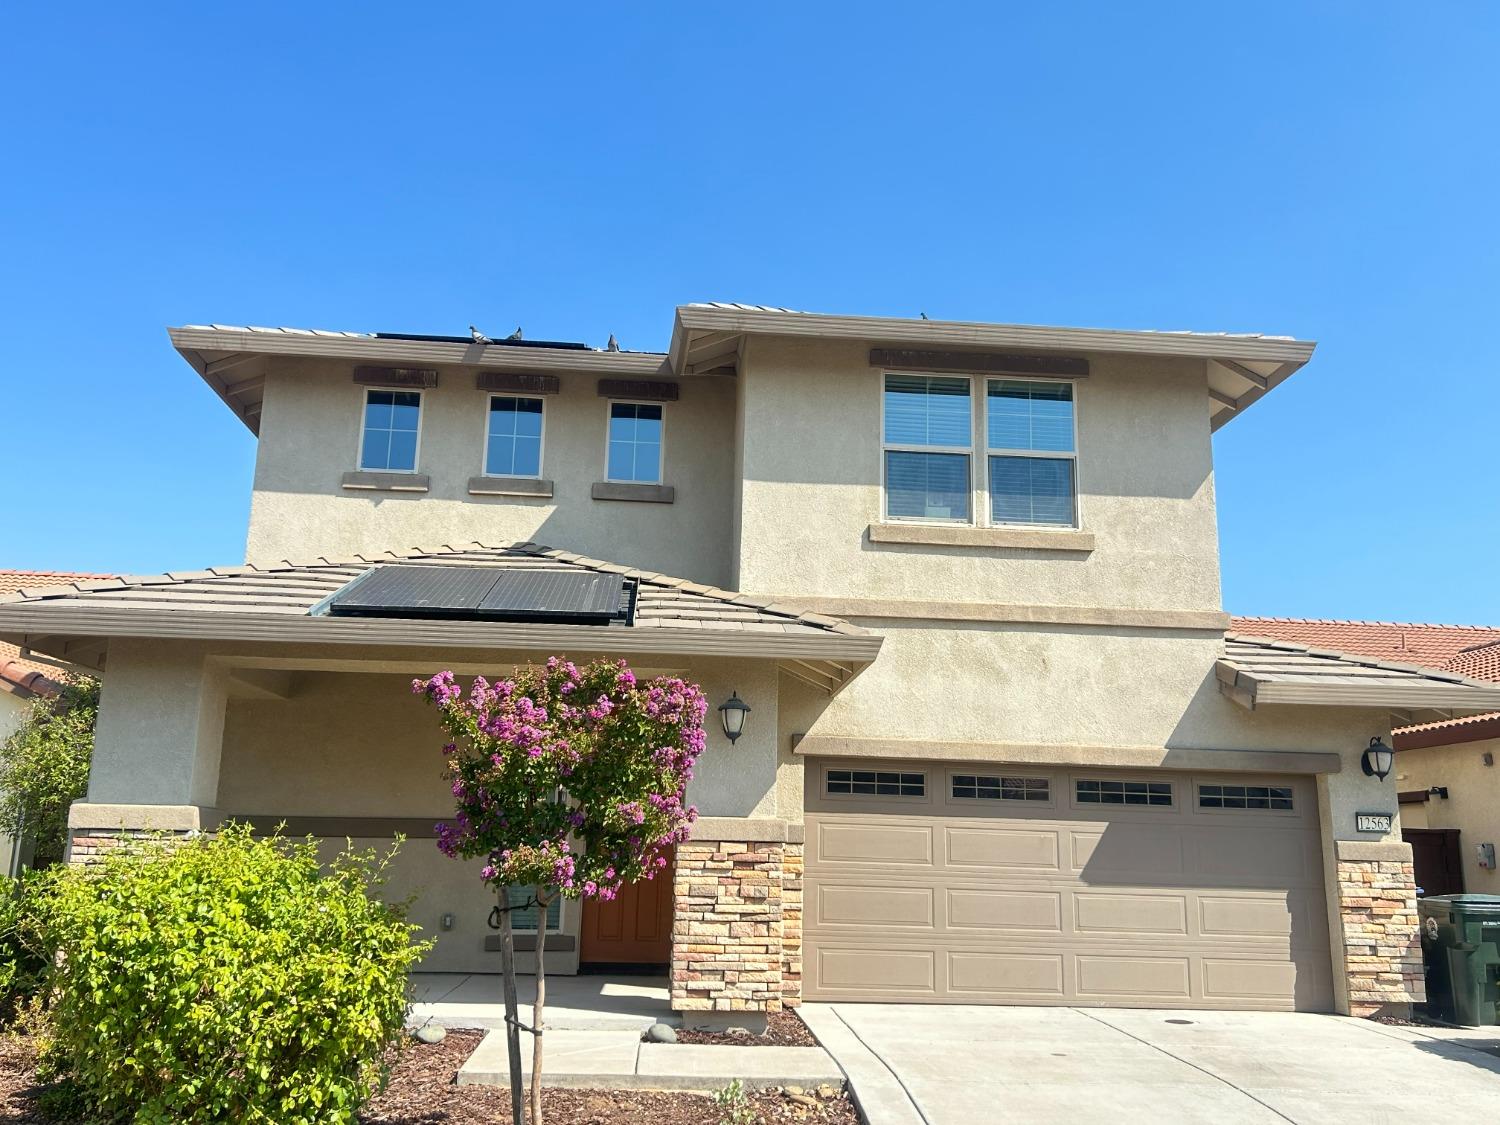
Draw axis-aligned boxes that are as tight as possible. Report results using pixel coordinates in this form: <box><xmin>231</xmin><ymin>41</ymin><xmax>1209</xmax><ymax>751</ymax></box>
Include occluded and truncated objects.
<box><xmin>656</xmin><ymin>1010</ymin><xmax>821</xmax><ymax>1047</ymax></box>
<box><xmin>0</xmin><ymin>1029</ymin><xmax>859</xmax><ymax>1125</ymax></box>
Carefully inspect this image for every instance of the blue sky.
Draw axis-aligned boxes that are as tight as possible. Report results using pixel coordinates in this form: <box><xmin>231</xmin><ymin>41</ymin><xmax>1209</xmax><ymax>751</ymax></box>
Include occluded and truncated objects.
<box><xmin>1</xmin><ymin>3</ymin><xmax>1495</xmax><ymax>622</ymax></box>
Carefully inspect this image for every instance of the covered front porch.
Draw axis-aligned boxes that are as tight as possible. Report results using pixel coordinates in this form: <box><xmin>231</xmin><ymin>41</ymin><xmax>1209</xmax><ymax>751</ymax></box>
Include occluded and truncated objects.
<box><xmin>409</xmin><ymin>971</ymin><xmax>673</xmax><ymax>1032</ymax></box>
<box><xmin>0</xmin><ymin>543</ymin><xmax>879</xmax><ymax>1013</ymax></box>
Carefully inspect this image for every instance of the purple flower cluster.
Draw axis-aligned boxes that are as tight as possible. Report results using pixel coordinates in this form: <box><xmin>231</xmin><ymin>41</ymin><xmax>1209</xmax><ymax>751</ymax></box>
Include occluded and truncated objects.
<box><xmin>414</xmin><ymin>659</ymin><xmax>707</xmax><ymax>900</ymax></box>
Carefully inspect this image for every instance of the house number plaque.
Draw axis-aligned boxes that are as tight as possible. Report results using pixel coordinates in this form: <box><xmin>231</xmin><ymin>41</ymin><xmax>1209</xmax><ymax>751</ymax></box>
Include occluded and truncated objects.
<box><xmin>1355</xmin><ymin>812</ymin><xmax>1393</xmax><ymax>833</ymax></box>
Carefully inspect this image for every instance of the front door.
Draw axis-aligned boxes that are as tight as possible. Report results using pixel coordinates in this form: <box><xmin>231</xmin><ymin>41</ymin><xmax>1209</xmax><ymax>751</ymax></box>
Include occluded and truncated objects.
<box><xmin>580</xmin><ymin>847</ymin><xmax>675</xmax><ymax>965</ymax></box>
<box><xmin>1404</xmin><ymin>827</ymin><xmax>1465</xmax><ymax>897</ymax></box>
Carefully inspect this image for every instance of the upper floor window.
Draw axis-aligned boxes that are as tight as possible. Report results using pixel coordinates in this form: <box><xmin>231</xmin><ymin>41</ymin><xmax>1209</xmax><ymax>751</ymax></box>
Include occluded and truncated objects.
<box><xmin>606</xmin><ymin>402</ymin><xmax>663</xmax><ymax>484</ymax></box>
<box><xmin>881</xmin><ymin>373</ymin><xmax>1079</xmax><ymax>527</ymax></box>
<box><xmin>359</xmin><ymin>389</ymin><xmax>422</xmax><ymax>472</ymax></box>
<box><xmin>987</xmin><ymin>380</ymin><xmax>1076</xmax><ymax>526</ymax></box>
<box><xmin>883</xmin><ymin>375</ymin><xmax>972</xmax><ymax>520</ymax></box>
<box><xmin>485</xmin><ymin>395</ymin><xmax>544</xmax><ymax>478</ymax></box>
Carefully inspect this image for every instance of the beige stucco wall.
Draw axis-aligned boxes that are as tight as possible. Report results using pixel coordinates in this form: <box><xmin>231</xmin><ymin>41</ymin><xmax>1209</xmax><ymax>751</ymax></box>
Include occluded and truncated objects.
<box><xmin>733</xmin><ymin>336</ymin><xmax>1223</xmax><ymax>611</ymax></box>
<box><xmin>0</xmin><ymin>692</ymin><xmax>28</xmax><ymax>744</ymax></box>
<box><xmin>245</xmin><ymin>360</ymin><xmax>736</xmax><ymax>586</ymax></box>
<box><xmin>1396</xmin><ymin>738</ymin><xmax>1500</xmax><ymax>891</ymax></box>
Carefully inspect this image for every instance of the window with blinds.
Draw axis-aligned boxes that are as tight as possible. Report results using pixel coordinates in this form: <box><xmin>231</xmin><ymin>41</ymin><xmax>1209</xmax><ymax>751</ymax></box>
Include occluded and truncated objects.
<box><xmin>881</xmin><ymin>373</ymin><xmax>1078</xmax><ymax>527</ymax></box>
<box><xmin>506</xmin><ymin>885</ymin><xmax>562</xmax><ymax>931</ymax></box>
<box><xmin>987</xmin><ymin>380</ymin><xmax>1076</xmax><ymax>526</ymax></box>
<box><xmin>882</xmin><ymin>375</ymin><xmax>972</xmax><ymax>520</ymax></box>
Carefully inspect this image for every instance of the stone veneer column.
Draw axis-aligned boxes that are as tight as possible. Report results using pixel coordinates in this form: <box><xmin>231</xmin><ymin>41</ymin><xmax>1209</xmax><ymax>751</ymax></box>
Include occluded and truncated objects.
<box><xmin>671</xmin><ymin>839</ymin><xmax>798</xmax><ymax>1018</ymax></box>
<box><xmin>65</xmin><ymin>803</ymin><xmax>215</xmax><ymax>867</ymax></box>
<box><xmin>1335</xmin><ymin>840</ymin><xmax>1425</xmax><ymax>1016</ymax></box>
<box><xmin>780</xmin><ymin>842</ymin><xmax>803</xmax><ymax>1007</ymax></box>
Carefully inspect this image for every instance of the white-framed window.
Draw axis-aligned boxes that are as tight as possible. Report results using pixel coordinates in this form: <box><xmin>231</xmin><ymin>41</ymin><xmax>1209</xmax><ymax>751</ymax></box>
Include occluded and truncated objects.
<box><xmin>358</xmin><ymin>388</ymin><xmax>422</xmax><ymax>472</ymax></box>
<box><xmin>605</xmin><ymin>401</ymin><xmax>664</xmax><ymax>484</ymax></box>
<box><xmin>880</xmin><ymin>372</ymin><xmax>1079</xmax><ymax>527</ymax></box>
<box><xmin>484</xmin><ymin>395</ymin><xmax>545</xmax><ymax>478</ymax></box>
<box><xmin>506</xmin><ymin>885</ymin><xmax>562</xmax><ymax>932</ymax></box>
<box><xmin>987</xmin><ymin>379</ymin><xmax>1077</xmax><ymax>526</ymax></box>
<box><xmin>882</xmin><ymin>375</ymin><xmax>973</xmax><ymax>521</ymax></box>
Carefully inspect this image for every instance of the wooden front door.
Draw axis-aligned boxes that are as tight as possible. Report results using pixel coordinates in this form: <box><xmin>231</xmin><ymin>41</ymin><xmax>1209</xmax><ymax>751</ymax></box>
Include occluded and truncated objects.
<box><xmin>580</xmin><ymin>848</ymin><xmax>675</xmax><ymax>965</ymax></box>
<box><xmin>1405</xmin><ymin>827</ymin><xmax>1465</xmax><ymax>897</ymax></box>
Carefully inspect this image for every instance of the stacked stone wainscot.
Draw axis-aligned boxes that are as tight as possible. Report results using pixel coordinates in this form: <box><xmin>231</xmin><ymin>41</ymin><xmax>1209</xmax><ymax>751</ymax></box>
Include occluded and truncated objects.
<box><xmin>1335</xmin><ymin>840</ymin><xmax>1424</xmax><ymax>1016</ymax></box>
<box><xmin>671</xmin><ymin>839</ymin><xmax>801</xmax><ymax>1016</ymax></box>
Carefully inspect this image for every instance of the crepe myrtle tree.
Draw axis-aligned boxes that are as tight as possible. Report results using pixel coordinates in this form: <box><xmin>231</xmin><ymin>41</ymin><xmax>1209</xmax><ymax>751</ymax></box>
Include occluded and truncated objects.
<box><xmin>414</xmin><ymin>658</ymin><xmax>706</xmax><ymax>1125</ymax></box>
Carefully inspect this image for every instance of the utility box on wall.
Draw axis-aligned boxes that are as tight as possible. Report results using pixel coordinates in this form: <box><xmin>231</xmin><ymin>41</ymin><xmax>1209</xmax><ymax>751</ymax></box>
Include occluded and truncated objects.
<box><xmin>1479</xmin><ymin>843</ymin><xmax>1496</xmax><ymax>870</ymax></box>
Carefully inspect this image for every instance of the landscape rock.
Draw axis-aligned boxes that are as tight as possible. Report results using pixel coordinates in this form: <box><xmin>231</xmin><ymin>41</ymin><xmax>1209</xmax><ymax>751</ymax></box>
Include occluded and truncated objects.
<box><xmin>414</xmin><ymin>1024</ymin><xmax>447</xmax><ymax>1044</ymax></box>
<box><xmin>645</xmin><ymin>1023</ymin><xmax>678</xmax><ymax>1044</ymax></box>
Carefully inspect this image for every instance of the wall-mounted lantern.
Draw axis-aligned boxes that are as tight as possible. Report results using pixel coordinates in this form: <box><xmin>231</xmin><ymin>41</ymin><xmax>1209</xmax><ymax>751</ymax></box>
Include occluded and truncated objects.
<box><xmin>1361</xmin><ymin>737</ymin><xmax>1395</xmax><ymax>781</ymax></box>
<box><xmin>718</xmin><ymin>692</ymin><xmax>751</xmax><ymax>744</ymax></box>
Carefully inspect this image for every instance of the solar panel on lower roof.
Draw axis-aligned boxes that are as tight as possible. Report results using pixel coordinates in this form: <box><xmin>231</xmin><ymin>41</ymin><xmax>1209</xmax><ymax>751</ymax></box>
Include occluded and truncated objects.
<box><xmin>324</xmin><ymin>565</ymin><xmax>631</xmax><ymax>625</ymax></box>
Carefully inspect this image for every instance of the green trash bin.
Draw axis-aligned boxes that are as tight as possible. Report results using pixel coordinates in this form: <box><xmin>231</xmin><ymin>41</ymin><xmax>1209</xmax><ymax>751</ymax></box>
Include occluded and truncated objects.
<box><xmin>1418</xmin><ymin>894</ymin><xmax>1500</xmax><ymax>1025</ymax></box>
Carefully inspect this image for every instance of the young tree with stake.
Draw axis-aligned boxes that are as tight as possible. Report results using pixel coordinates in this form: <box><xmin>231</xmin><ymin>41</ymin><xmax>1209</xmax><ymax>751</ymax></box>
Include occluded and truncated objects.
<box><xmin>415</xmin><ymin>658</ymin><xmax>705</xmax><ymax>1125</ymax></box>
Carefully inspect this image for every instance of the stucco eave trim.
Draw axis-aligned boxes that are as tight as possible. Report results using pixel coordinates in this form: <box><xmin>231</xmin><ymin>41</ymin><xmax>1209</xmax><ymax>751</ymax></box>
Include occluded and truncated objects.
<box><xmin>0</xmin><ymin>606</ymin><xmax>883</xmax><ymax>663</ymax></box>
<box><xmin>768</xmin><ymin>596</ymin><xmax>1228</xmax><ymax>632</ymax></box>
<box><xmin>792</xmin><ymin>735</ymin><xmax>1343</xmax><ymax>775</ymax></box>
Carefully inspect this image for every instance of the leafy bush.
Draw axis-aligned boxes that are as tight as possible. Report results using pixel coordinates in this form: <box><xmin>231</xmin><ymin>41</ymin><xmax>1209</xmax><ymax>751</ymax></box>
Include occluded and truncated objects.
<box><xmin>0</xmin><ymin>873</ymin><xmax>46</xmax><ymax>1018</ymax></box>
<box><xmin>0</xmin><ymin>676</ymin><xmax>97</xmax><ymax>866</ymax></box>
<box><xmin>31</xmin><ymin>824</ymin><xmax>433</xmax><ymax>1123</ymax></box>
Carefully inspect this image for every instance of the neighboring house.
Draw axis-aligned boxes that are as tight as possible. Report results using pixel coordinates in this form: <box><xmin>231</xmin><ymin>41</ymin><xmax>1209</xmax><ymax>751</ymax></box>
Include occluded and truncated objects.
<box><xmin>0</xmin><ymin>570</ymin><xmax>111</xmax><ymax>873</ymax></box>
<box><xmin>2</xmin><ymin>305</ymin><xmax>1498</xmax><ymax>1027</ymax></box>
<box><xmin>1234</xmin><ymin>617</ymin><xmax>1500</xmax><ymax>900</ymax></box>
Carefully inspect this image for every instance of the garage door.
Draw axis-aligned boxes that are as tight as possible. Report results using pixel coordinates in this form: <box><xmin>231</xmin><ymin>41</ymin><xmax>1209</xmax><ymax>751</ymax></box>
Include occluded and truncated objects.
<box><xmin>803</xmin><ymin>760</ymin><xmax>1332</xmax><ymax>1011</ymax></box>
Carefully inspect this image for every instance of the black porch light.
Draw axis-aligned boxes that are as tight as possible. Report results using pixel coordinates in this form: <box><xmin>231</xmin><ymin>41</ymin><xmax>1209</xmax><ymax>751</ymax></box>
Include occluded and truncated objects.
<box><xmin>1361</xmin><ymin>737</ymin><xmax>1395</xmax><ymax>781</ymax></box>
<box><xmin>718</xmin><ymin>692</ymin><xmax>751</xmax><ymax>744</ymax></box>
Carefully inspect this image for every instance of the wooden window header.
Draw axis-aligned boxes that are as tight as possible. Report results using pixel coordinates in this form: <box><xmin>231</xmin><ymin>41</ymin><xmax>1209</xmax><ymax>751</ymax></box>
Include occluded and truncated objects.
<box><xmin>353</xmin><ymin>366</ymin><xmax>439</xmax><ymax>389</ymax></box>
<box><xmin>476</xmin><ymin>371</ymin><xmax>561</xmax><ymax>395</ymax></box>
<box><xmin>597</xmin><ymin>378</ymin><xmax>679</xmax><ymax>401</ymax></box>
<box><xmin>869</xmin><ymin>348</ymin><xmax>1089</xmax><ymax>379</ymax></box>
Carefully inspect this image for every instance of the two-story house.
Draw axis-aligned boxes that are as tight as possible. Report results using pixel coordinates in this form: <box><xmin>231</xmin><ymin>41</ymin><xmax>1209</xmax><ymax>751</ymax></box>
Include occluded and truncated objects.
<box><xmin>5</xmin><ymin>304</ymin><xmax>1498</xmax><ymax>1027</ymax></box>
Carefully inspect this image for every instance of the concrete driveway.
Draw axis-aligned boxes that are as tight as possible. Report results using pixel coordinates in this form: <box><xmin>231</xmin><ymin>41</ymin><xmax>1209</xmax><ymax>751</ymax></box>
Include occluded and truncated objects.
<box><xmin>798</xmin><ymin>1004</ymin><xmax>1500</xmax><ymax>1124</ymax></box>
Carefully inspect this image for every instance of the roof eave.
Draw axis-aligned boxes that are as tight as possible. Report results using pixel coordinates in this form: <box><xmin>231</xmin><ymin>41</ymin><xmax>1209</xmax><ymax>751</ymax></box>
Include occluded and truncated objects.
<box><xmin>672</xmin><ymin>305</ymin><xmax>1317</xmax><ymax>365</ymax></box>
<box><xmin>0</xmin><ymin>608</ymin><xmax>883</xmax><ymax>666</ymax></box>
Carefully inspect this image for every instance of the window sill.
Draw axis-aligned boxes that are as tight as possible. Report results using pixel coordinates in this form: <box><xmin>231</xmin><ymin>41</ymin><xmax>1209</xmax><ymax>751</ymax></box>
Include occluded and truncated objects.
<box><xmin>483</xmin><ymin>933</ymin><xmax>576</xmax><ymax>953</ymax></box>
<box><xmin>341</xmin><ymin>471</ymin><xmax>430</xmax><ymax>493</ymax></box>
<box><xmin>591</xmin><ymin>482</ymin><xmax>675</xmax><ymax>504</ymax></box>
<box><xmin>468</xmin><ymin>475</ymin><xmax>554</xmax><ymax>498</ymax></box>
<box><xmin>867</xmin><ymin>522</ymin><xmax>1095</xmax><ymax>551</ymax></box>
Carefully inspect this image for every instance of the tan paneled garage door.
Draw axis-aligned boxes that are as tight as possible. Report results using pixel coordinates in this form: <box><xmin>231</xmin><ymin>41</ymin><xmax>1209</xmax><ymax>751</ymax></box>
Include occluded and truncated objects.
<box><xmin>803</xmin><ymin>760</ymin><xmax>1333</xmax><ymax>1010</ymax></box>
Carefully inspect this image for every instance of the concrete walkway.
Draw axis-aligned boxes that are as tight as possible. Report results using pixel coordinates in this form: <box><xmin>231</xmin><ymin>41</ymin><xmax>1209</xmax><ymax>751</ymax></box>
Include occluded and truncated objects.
<box><xmin>455</xmin><ymin>1027</ymin><xmax>844</xmax><ymax>1092</ymax></box>
<box><xmin>800</xmin><ymin>1004</ymin><xmax>1500</xmax><ymax>1125</ymax></box>
<box><xmin>409</xmin><ymin>972</ymin><xmax>674</xmax><ymax>1031</ymax></box>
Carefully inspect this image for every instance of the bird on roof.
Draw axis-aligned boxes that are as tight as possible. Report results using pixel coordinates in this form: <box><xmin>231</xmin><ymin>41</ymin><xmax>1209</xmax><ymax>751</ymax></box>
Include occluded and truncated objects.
<box><xmin>505</xmin><ymin>326</ymin><xmax>523</xmax><ymax>341</ymax></box>
<box><xmin>606</xmin><ymin>334</ymin><xmax>621</xmax><ymax>352</ymax></box>
<box><xmin>469</xmin><ymin>325</ymin><xmax>491</xmax><ymax>343</ymax></box>
<box><xmin>920</xmin><ymin>312</ymin><xmax>929</xmax><ymax>320</ymax></box>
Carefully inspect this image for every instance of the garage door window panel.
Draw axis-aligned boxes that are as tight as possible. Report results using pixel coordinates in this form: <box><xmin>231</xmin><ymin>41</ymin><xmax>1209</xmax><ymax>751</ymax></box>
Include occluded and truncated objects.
<box><xmin>1199</xmin><ymin>784</ymin><xmax>1294</xmax><ymax>812</ymax></box>
<box><xmin>951</xmin><ymin>774</ymin><xmax>1050</xmax><ymax>802</ymax></box>
<box><xmin>1076</xmin><ymin>779</ymin><xmax>1173</xmax><ymax>806</ymax></box>
<box><xmin>826</xmin><ymin>769</ymin><xmax>926</xmax><ymax>798</ymax></box>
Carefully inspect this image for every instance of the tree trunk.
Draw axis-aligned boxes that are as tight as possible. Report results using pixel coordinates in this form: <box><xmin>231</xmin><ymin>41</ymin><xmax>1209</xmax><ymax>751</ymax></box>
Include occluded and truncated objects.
<box><xmin>497</xmin><ymin>887</ymin><xmax>525</xmax><ymax>1125</ymax></box>
<box><xmin>530</xmin><ymin>890</ymin><xmax>551</xmax><ymax>1125</ymax></box>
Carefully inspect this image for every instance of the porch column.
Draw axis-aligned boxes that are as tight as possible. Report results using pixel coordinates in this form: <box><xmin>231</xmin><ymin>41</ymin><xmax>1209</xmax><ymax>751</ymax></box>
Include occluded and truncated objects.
<box><xmin>1333</xmin><ymin>840</ymin><xmax>1424</xmax><ymax>1016</ymax></box>
<box><xmin>68</xmin><ymin>639</ymin><xmax>227</xmax><ymax>862</ymax></box>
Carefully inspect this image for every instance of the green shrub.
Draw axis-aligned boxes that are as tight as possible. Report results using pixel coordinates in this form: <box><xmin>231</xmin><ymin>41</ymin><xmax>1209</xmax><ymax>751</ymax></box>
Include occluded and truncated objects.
<box><xmin>31</xmin><ymin>824</ymin><xmax>433</xmax><ymax>1124</ymax></box>
<box><xmin>0</xmin><ymin>676</ymin><xmax>97</xmax><ymax>866</ymax></box>
<box><xmin>0</xmin><ymin>873</ymin><xmax>47</xmax><ymax>1017</ymax></box>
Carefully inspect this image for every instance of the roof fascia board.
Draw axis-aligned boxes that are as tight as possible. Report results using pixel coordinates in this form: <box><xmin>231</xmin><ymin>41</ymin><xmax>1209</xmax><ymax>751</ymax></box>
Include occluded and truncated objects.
<box><xmin>168</xmin><ymin>328</ymin><xmax>671</xmax><ymax>378</ymax></box>
<box><xmin>673</xmin><ymin>306</ymin><xmax>1317</xmax><ymax>366</ymax></box>
<box><xmin>0</xmin><ymin>607</ymin><xmax>883</xmax><ymax>664</ymax></box>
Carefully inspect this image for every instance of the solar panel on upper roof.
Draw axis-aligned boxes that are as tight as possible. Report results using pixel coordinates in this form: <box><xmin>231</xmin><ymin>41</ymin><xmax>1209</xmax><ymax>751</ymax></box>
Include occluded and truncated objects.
<box><xmin>324</xmin><ymin>565</ymin><xmax>632</xmax><ymax>625</ymax></box>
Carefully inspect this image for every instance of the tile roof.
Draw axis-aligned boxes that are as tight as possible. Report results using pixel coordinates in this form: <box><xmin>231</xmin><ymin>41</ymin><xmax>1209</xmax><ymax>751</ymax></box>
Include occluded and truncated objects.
<box><xmin>0</xmin><ymin>545</ymin><xmax>877</xmax><ymax>687</ymax></box>
<box><xmin>1230</xmin><ymin>616</ymin><xmax>1500</xmax><ymax>670</ymax></box>
<box><xmin>0</xmin><ymin>544</ymin><xmax>863</xmax><ymax>636</ymax></box>
<box><xmin>1231</xmin><ymin>616</ymin><xmax>1500</xmax><ymax>743</ymax></box>
<box><xmin>0</xmin><ymin>570</ymin><xmax>111</xmax><ymax>699</ymax></box>
<box><xmin>1217</xmin><ymin>634</ymin><xmax>1500</xmax><ymax>713</ymax></box>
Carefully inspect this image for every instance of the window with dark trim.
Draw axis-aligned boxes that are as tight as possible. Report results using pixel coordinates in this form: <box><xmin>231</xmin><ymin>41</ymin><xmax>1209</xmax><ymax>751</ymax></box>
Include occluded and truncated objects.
<box><xmin>952</xmin><ymin>775</ymin><xmax>1050</xmax><ymax>801</ymax></box>
<box><xmin>826</xmin><ymin>769</ymin><xmax>926</xmax><ymax>797</ymax></box>
<box><xmin>1076</xmin><ymin>779</ymin><xmax>1172</xmax><ymax>806</ymax></box>
<box><xmin>1199</xmin><ymin>784</ymin><xmax>1293</xmax><ymax>811</ymax></box>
